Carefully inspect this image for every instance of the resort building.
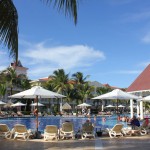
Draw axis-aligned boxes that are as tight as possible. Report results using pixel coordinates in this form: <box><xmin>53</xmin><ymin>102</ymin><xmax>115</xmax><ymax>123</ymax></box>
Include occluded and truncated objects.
<box><xmin>1</xmin><ymin>61</ymin><xmax>28</xmax><ymax>102</ymax></box>
<box><xmin>127</xmin><ymin>64</ymin><xmax>150</xmax><ymax>119</ymax></box>
<box><xmin>10</xmin><ymin>60</ymin><xmax>28</xmax><ymax>77</ymax></box>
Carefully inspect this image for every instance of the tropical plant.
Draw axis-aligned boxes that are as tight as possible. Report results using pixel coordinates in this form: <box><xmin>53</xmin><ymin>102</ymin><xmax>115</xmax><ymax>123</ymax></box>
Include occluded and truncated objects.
<box><xmin>48</xmin><ymin>69</ymin><xmax>73</xmax><ymax>94</ymax></box>
<box><xmin>0</xmin><ymin>83</ymin><xmax>6</xmax><ymax>100</ymax></box>
<box><xmin>72</xmin><ymin>72</ymin><xmax>90</xmax><ymax>84</ymax></box>
<box><xmin>77</xmin><ymin>83</ymin><xmax>94</xmax><ymax>103</ymax></box>
<box><xmin>2</xmin><ymin>67</ymin><xmax>17</xmax><ymax>95</ymax></box>
<box><xmin>48</xmin><ymin>69</ymin><xmax>73</xmax><ymax>111</ymax></box>
<box><xmin>0</xmin><ymin>0</ymin><xmax>78</xmax><ymax>62</ymax></box>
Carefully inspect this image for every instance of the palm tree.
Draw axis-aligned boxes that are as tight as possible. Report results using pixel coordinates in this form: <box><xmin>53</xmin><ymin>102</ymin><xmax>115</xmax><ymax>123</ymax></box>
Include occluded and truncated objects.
<box><xmin>0</xmin><ymin>83</ymin><xmax>6</xmax><ymax>100</ymax></box>
<box><xmin>72</xmin><ymin>72</ymin><xmax>90</xmax><ymax>84</ymax></box>
<box><xmin>2</xmin><ymin>67</ymin><xmax>17</xmax><ymax>95</ymax></box>
<box><xmin>49</xmin><ymin>69</ymin><xmax>73</xmax><ymax>94</ymax></box>
<box><xmin>0</xmin><ymin>0</ymin><xmax>78</xmax><ymax>62</ymax></box>
<box><xmin>78</xmin><ymin>83</ymin><xmax>94</xmax><ymax>103</ymax></box>
<box><xmin>48</xmin><ymin>69</ymin><xmax>73</xmax><ymax>112</ymax></box>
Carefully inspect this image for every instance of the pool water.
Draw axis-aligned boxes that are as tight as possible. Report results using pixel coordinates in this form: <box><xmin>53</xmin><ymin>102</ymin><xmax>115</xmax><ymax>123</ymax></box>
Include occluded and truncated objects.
<box><xmin>0</xmin><ymin>115</ymin><xmax>128</xmax><ymax>133</ymax></box>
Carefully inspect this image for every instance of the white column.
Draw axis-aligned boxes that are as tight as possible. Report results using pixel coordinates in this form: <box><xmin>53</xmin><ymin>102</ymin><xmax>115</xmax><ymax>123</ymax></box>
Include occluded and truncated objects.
<box><xmin>130</xmin><ymin>99</ymin><xmax>134</xmax><ymax>119</ymax></box>
<box><xmin>102</xmin><ymin>100</ymin><xmax>104</xmax><ymax>111</ymax></box>
<box><xmin>137</xmin><ymin>101</ymin><xmax>140</xmax><ymax>118</ymax></box>
<box><xmin>140</xmin><ymin>100</ymin><xmax>144</xmax><ymax>120</ymax></box>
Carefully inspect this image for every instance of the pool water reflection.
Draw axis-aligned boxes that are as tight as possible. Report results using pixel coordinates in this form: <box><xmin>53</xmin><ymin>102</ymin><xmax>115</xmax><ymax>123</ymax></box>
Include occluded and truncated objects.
<box><xmin>0</xmin><ymin>115</ymin><xmax>128</xmax><ymax>133</ymax></box>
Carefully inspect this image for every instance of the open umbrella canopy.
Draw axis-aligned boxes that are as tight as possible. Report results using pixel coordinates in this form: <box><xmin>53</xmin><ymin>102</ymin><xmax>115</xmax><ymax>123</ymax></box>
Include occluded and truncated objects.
<box><xmin>118</xmin><ymin>104</ymin><xmax>125</xmax><ymax>108</ymax></box>
<box><xmin>62</xmin><ymin>102</ymin><xmax>72</xmax><ymax>110</ymax></box>
<box><xmin>138</xmin><ymin>95</ymin><xmax>150</xmax><ymax>102</ymax></box>
<box><xmin>9</xmin><ymin>86</ymin><xmax>66</xmax><ymax>99</ymax></box>
<box><xmin>9</xmin><ymin>86</ymin><xmax>66</xmax><ymax>138</ymax></box>
<box><xmin>92</xmin><ymin>89</ymin><xmax>139</xmax><ymax>120</ymax></box>
<box><xmin>31</xmin><ymin>102</ymin><xmax>44</xmax><ymax>106</ymax></box>
<box><xmin>92</xmin><ymin>89</ymin><xmax>139</xmax><ymax>100</ymax></box>
<box><xmin>0</xmin><ymin>101</ymin><xmax>6</xmax><ymax>105</ymax></box>
<box><xmin>11</xmin><ymin>102</ymin><xmax>26</xmax><ymax>107</ymax></box>
<box><xmin>106</xmin><ymin>104</ymin><xmax>115</xmax><ymax>108</ymax></box>
<box><xmin>77</xmin><ymin>103</ymin><xmax>91</xmax><ymax>107</ymax></box>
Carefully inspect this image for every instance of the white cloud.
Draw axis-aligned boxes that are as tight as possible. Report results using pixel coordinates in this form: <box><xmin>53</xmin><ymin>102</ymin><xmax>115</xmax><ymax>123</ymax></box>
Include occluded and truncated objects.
<box><xmin>20</xmin><ymin>41</ymin><xmax>105</xmax><ymax>79</ymax></box>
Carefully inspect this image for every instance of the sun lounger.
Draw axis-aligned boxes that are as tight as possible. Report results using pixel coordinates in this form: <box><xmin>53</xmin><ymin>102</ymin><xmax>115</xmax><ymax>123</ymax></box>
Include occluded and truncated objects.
<box><xmin>59</xmin><ymin>122</ymin><xmax>75</xmax><ymax>139</ymax></box>
<box><xmin>12</xmin><ymin>124</ymin><xmax>31</xmax><ymax>140</ymax></box>
<box><xmin>0</xmin><ymin>124</ymin><xmax>12</xmax><ymax>139</ymax></box>
<box><xmin>44</xmin><ymin>125</ymin><xmax>59</xmax><ymax>141</ymax></box>
<box><xmin>122</xmin><ymin>124</ymin><xmax>147</xmax><ymax>136</ymax></box>
<box><xmin>106</xmin><ymin>124</ymin><xmax>124</xmax><ymax>138</ymax></box>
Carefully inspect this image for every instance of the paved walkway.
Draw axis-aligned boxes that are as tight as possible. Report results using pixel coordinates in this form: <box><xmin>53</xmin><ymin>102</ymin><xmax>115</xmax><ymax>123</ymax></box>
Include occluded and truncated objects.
<box><xmin>0</xmin><ymin>135</ymin><xmax>150</xmax><ymax>150</ymax></box>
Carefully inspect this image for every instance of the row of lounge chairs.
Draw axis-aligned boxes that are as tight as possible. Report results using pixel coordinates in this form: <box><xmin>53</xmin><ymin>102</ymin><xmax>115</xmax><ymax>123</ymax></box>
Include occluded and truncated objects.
<box><xmin>106</xmin><ymin>122</ymin><xmax>149</xmax><ymax>138</ymax></box>
<box><xmin>44</xmin><ymin>121</ymin><xmax>95</xmax><ymax>141</ymax></box>
<box><xmin>0</xmin><ymin>121</ymin><xmax>95</xmax><ymax>141</ymax></box>
<box><xmin>0</xmin><ymin>124</ymin><xmax>32</xmax><ymax>140</ymax></box>
<box><xmin>1</xmin><ymin>119</ymin><xmax>149</xmax><ymax>141</ymax></box>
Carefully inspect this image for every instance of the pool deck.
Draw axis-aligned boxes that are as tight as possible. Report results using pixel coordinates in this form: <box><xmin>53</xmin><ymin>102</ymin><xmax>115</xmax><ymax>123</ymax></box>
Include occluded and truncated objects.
<box><xmin>0</xmin><ymin>134</ymin><xmax>150</xmax><ymax>150</ymax></box>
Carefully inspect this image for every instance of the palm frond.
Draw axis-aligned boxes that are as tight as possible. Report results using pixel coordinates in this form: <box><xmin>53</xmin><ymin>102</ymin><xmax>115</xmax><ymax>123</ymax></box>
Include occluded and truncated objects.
<box><xmin>0</xmin><ymin>0</ymin><xmax>18</xmax><ymax>61</ymax></box>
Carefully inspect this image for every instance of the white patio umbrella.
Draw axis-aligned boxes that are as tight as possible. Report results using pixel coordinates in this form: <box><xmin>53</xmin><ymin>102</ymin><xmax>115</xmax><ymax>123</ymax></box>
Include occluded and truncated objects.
<box><xmin>9</xmin><ymin>86</ymin><xmax>66</xmax><ymax>137</ymax></box>
<box><xmin>30</xmin><ymin>102</ymin><xmax>44</xmax><ymax>106</ymax></box>
<box><xmin>106</xmin><ymin>104</ymin><xmax>115</xmax><ymax>108</ymax></box>
<box><xmin>118</xmin><ymin>104</ymin><xmax>125</xmax><ymax>108</ymax></box>
<box><xmin>0</xmin><ymin>101</ymin><xmax>6</xmax><ymax>105</ymax></box>
<box><xmin>77</xmin><ymin>103</ymin><xmax>91</xmax><ymax>107</ymax></box>
<box><xmin>138</xmin><ymin>95</ymin><xmax>150</xmax><ymax>102</ymax></box>
<box><xmin>11</xmin><ymin>102</ymin><xmax>26</xmax><ymax>107</ymax></box>
<box><xmin>92</xmin><ymin>89</ymin><xmax>139</xmax><ymax>119</ymax></box>
<box><xmin>0</xmin><ymin>101</ymin><xmax>6</xmax><ymax>111</ymax></box>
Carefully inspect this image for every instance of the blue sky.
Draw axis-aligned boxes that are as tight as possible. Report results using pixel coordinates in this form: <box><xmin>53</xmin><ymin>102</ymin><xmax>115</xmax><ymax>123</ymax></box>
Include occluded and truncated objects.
<box><xmin>1</xmin><ymin>0</ymin><xmax>150</xmax><ymax>88</ymax></box>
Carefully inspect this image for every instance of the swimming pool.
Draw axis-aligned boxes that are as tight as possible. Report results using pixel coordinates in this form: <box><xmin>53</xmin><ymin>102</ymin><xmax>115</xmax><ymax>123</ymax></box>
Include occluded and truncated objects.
<box><xmin>0</xmin><ymin>115</ymin><xmax>128</xmax><ymax>133</ymax></box>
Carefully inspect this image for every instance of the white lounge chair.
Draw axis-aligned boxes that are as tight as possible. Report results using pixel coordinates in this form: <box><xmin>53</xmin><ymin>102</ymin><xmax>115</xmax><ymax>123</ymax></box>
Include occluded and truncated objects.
<box><xmin>107</xmin><ymin>124</ymin><xmax>124</xmax><ymax>138</ymax></box>
<box><xmin>44</xmin><ymin>125</ymin><xmax>59</xmax><ymax>141</ymax></box>
<box><xmin>0</xmin><ymin>124</ymin><xmax>12</xmax><ymax>139</ymax></box>
<box><xmin>59</xmin><ymin>122</ymin><xmax>75</xmax><ymax>139</ymax></box>
<box><xmin>13</xmin><ymin>124</ymin><xmax>31</xmax><ymax>140</ymax></box>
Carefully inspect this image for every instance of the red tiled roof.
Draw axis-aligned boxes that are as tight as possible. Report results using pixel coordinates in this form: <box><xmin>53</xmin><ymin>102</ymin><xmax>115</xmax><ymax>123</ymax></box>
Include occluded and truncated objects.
<box><xmin>126</xmin><ymin>64</ymin><xmax>150</xmax><ymax>92</ymax></box>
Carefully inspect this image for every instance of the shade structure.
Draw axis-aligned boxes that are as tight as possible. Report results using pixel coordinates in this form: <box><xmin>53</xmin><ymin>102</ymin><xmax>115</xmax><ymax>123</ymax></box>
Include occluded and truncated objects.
<box><xmin>92</xmin><ymin>89</ymin><xmax>139</xmax><ymax>100</ymax></box>
<box><xmin>118</xmin><ymin>105</ymin><xmax>125</xmax><ymax>108</ymax></box>
<box><xmin>92</xmin><ymin>89</ymin><xmax>139</xmax><ymax>119</ymax></box>
<box><xmin>106</xmin><ymin>104</ymin><xmax>115</xmax><ymax>108</ymax></box>
<box><xmin>62</xmin><ymin>102</ymin><xmax>72</xmax><ymax>110</ymax></box>
<box><xmin>0</xmin><ymin>101</ymin><xmax>6</xmax><ymax>111</ymax></box>
<box><xmin>30</xmin><ymin>102</ymin><xmax>44</xmax><ymax>106</ymax></box>
<box><xmin>77</xmin><ymin>103</ymin><xmax>91</xmax><ymax>107</ymax></box>
<box><xmin>9</xmin><ymin>86</ymin><xmax>66</xmax><ymax>138</ymax></box>
<box><xmin>9</xmin><ymin>86</ymin><xmax>66</xmax><ymax>99</ymax></box>
<box><xmin>139</xmin><ymin>95</ymin><xmax>150</xmax><ymax>102</ymax></box>
<box><xmin>0</xmin><ymin>101</ymin><xmax>6</xmax><ymax>105</ymax></box>
<box><xmin>11</xmin><ymin>102</ymin><xmax>26</xmax><ymax>107</ymax></box>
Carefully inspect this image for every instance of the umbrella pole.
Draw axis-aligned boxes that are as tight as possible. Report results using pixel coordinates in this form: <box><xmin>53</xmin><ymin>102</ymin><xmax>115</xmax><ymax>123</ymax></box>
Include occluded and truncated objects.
<box><xmin>36</xmin><ymin>96</ymin><xmax>39</xmax><ymax>138</ymax></box>
<box><xmin>117</xmin><ymin>99</ymin><xmax>119</xmax><ymax>122</ymax></box>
